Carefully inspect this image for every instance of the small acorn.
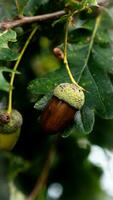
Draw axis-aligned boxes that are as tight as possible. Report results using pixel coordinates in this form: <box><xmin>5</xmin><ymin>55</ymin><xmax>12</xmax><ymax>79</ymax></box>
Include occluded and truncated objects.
<box><xmin>40</xmin><ymin>83</ymin><xmax>85</xmax><ymax>134</ymax></box>
<box><xmin>0</xmin><ymin>109</ymin><xmax>23</xmax><ymax>150</ymax></box>
<box><xmin>53</xmin><ymin>47</ymin><xmax>64</xmax><ymax>60</ymax></box>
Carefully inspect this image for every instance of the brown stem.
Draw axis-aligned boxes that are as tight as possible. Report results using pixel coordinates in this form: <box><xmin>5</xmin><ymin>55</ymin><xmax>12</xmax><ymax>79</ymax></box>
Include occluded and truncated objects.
<box><xmin>26</xmin><ymin>146</ymin><xmax>55</xmax><ymax>200</ymax></box>
<box><xmin>0</xmin><ymin>10</ymin><xmax>65</xmax><ymax>30</ymax></box>
<box><xmin>0</xmin><ymin>0</ymin><xmax>110</xmax><ymax>30</ymax></box>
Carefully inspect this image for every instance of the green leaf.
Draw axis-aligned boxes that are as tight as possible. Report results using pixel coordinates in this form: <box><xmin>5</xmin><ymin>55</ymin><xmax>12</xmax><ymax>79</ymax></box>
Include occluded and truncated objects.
<box><xmin>0</xmin><ymin>67</ymin><xmax>20</xmax><ymax>74</ymax></box>
<box><xmin>0</xmin><ymin>67</ymin><xmax>20</xmax><ymax>92</ymax></box>
<box><xmin>62</xmin><ymin>107</ymin><xmax>95</xmax><ymax>137</ymax></box>
<box><xmin>68</xmin><ymin>18</ymin><xmax>94</xmax><ymax>33</ymax></box>
<box><xmin>0</xmin><ymin>0</ymin><xmax>17</xmax><ymax>21</ymax></box>
<box><xmin>34</xmin><ymin>95</ymin><xmax>51</xmax><ymax>110</ymax></box>
<box><xmin>28</xmin><ymin>68</ymin><xmax>70</xmax><ymax>102</ymax></box>
<box><xmin>92</xmin><ymin>45</ymin><xmax>113</xmax><ymax>74</ymax></box>
<box><xmin>87</xmin><ymin>63</ymin><xmax>113</xmax><ymax>119</ymax></box>
<box><xmin>69</xmin><ymin>10</ymin><xmax>113</xmax><ymax>45</ymax></box>
<box><xmin>82</xmin><ymin>0</ymin><xmax>97</xmax><ymax>6</ymax></box>
<box><xmin>24</xmin><ymin>0</ymin><xmax>49</xmax><ymax>15</ymax></box>
<box><xmin>75</xmin><ymin>107</ymin><xmax>95</xmax><ymax>134</ymax></box>
<box><xmin>0</xmin><ymin>48</ymin><xmax>18</xmax><ymax>61</ymax></box>
<box><xmin>0</xmin><ymin>29</ymin><xmax>17</xmax><ymax>48</ymax></box>
<box><xmin>0</xmin><ymin>29</ymin><xmax>18</xmax><ymax>61</ymax></box>
<box><xmin>15</xmin><ymin>0</ymin><xmax>28</xmax><ymax>15</ymax></box>
<box><xmin>8</xmin><ymin>155</ymin><xmax>30</xmax><ymax>180</ymax></box>
<box><xmin>0</xmin><ymin>72</ymin><xmax>9</xmax><ymax>92</ymax></box>
<box><xmin>61</xmin><ymin>123</ymin><xmax>77</xmax><ymax>138</ymax></box>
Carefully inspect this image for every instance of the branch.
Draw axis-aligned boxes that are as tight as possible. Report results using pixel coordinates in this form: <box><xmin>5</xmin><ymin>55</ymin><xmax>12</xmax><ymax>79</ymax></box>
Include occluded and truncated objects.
<box><xmin>0</xmin><ymin>0</ymin><xmax>110</xmax><ymax>30</ymax></box>
<box><xmin>26</xmin><ymin>146</ymin><xmax>55</xmax><ymax>200</ymax></box>
<box><xmin>0</xmin><ymin>10</ymin><xmax>65</xmax><ymax>30</ymax></box>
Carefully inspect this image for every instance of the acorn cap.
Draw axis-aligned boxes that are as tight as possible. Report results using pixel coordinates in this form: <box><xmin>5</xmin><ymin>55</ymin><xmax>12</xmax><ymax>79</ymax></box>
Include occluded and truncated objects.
<box><xmin>0</xmin><ymin>109</ymin><xmax>23</xmax><ymax>134</ymax></box>
<box><xmin>53</xmin><ymin>83</ymin><xmax>85</xmax><ymax>109</ymax></box>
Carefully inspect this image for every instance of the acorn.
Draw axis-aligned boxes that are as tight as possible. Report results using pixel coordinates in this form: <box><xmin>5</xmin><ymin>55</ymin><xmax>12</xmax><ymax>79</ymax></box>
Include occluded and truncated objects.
<box><xmin>0</xmin><ymin>109</ymin><xmax>23</xmax><ymax>150</ymax></box>
<box><xmin>40</xmin><ymin>83</ymin><xmax>85</xmax><ymax>134</ymax></box>
<box><xmin>53</xmin><ymin>47</ymin><xmax>64</xmax><ymax>60</ymax></box>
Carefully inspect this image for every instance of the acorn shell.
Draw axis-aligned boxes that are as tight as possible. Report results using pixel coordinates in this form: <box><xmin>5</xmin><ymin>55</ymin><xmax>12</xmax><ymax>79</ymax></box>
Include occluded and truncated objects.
<box><xmin>40</xmin><ymin>83</ymin><xmax>85</xmax><ymax>135</ymax></box>
<box><xmin>0</xmin><ymin>109</ymin><xmax>23</xmax><ymax>150</ymax></box>
<box><xmin>53</xmin><ymin>83</ymin><xmax>85</xmax><ymax>109</ymax></box>
<box><xmin>40</xmin><ymin>96</ymin><xmax>76</xmax><ymax>134</ymax></box>
<box><xmin>0</xmin><ymin>128</ymin><xmax>21</xmax><ymax>150</ymax></box>
<box><xmin>0</xmin><ymin>109</ymin><xmax>23</xmax><ymax>134</ymax></box>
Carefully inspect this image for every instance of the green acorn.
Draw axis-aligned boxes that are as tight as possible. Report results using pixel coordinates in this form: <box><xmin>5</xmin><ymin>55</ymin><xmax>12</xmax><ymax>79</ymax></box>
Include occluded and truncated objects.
<box><xmin>0</xmin><ymin>109</ymin><xmax>23</xmax><ymax>150</ymax></box>
<box><xmin>40</xmin><ymin>83</ymin><xmax>85</xmax><ymax>134</ymax></box>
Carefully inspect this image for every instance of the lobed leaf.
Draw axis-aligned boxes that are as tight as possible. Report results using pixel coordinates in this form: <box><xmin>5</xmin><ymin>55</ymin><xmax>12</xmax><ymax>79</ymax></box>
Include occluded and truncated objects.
<box><xmin>0</xmin><ymin>72</ymin><xmax>9</xmax><ymax>92</ymax></box>
<box><xmin>0</xmin><ymin>29</ymin><xmax>18</xmax><ymax>61</ymax></box>
<box><xmin>75</xmin><ymin>107</ymin><xmax>95</xmax><ymax>134</ymax></box>
<box><xmin>0</xmin><ymin>67</ymin><xmax>20</xmax><ymax>92</ymax></box>
<box><xmin>24</xmin><ymin>0</ymin><xmax>49</xmax><ymax>16</ymax></box>
<box><xmin>34</xmin><ymin>95</ymin><xmax>52</xmax><ymax>111</ymax></box>
<box><xmin>28</xmin><ymin>68</ymin><xmax>70</xmax><ymax>102</ymax></box>
<box><xmin>0</xmin><ymin>29</ymin><xmax>16</xmax><ymax>49</ymax></box>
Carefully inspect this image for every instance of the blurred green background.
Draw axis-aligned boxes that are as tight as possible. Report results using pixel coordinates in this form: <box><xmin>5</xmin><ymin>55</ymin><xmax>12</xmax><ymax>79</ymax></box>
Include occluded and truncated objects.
<box><xmin>0</xmin><ymin>0</ymin><xmax>113</xmax><ymax>200</ymax></box>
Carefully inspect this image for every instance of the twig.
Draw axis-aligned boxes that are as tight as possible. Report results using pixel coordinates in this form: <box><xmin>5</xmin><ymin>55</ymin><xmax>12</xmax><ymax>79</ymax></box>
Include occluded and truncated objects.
<box><xmin>0</xmin><ymin>0</ymin><xmax>110</xmax><ymax>30</ymax></box>
<box><xmin>7</xmin><ymin>26</ymin><xmax>38</xmax><ymax>114</ymax></box>
<box><xmin>26</xmin><ymin>146</ymin><xmax>55</xmax><ymax>200</ymax></box>
<box><xmin>64</xmin><ymin>16</ymin><xmax>77</xmax><ymax>85</ymax></box>
<box><xmin>0</xmin><ymin>10</ymin><xmax>65</xmax><ymax>30</ymax></box>
<box><xmin>63</xmin><ymin>15</ymin><xmax>85</xmax><ymax>91</ymax></box>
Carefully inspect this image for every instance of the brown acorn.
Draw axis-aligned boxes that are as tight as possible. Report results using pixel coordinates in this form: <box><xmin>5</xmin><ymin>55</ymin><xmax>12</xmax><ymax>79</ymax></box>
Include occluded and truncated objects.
<box><xmin>40</xmin><ymin>83</ymin><xmax>85</xmax><ymax>134</ymax></box>
<box><xmin>53</xmin><ymin>47</ymin><xmax>64</xmax><ymax>60</ymax></box>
